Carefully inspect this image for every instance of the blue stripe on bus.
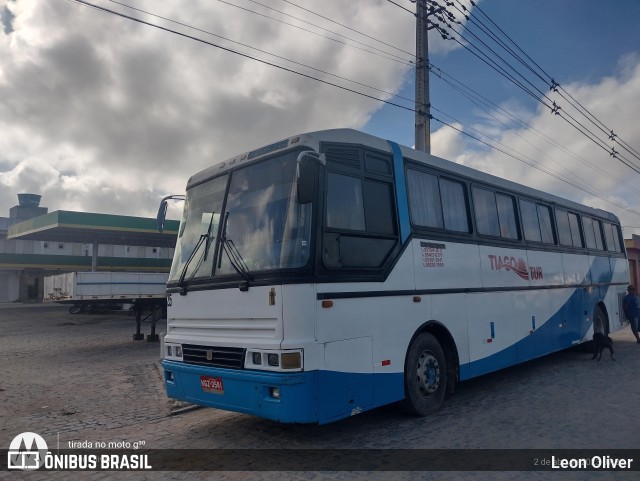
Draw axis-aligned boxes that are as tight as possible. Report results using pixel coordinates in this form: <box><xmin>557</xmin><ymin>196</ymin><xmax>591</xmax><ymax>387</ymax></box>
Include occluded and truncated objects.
<box><xmin>387</xmin><ymin>140</ymin><xmax>411</xmax><ymax>244</ymax></box>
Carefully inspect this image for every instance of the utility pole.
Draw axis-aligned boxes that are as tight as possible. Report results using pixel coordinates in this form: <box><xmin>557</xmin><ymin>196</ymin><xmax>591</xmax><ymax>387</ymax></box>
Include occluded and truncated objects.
<box><xmin>415</xmin><ymin>0</ymin><xmax>430</xmax><ymax>154</ymax></box>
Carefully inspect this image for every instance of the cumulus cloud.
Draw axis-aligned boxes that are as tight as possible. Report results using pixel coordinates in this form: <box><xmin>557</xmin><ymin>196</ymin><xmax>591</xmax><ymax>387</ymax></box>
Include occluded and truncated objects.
<box><xmin>2</xmin><ymin>0</ymin><xmax>444</xmax><ymax>217</ymax></box>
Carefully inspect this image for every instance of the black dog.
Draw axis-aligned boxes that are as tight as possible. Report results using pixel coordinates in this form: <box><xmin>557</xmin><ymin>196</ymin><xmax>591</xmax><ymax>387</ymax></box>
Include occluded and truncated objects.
<box><xmin>592</xmin><ymin>332</ymin><xmax>615</xmax><ymax>361</ymax></box>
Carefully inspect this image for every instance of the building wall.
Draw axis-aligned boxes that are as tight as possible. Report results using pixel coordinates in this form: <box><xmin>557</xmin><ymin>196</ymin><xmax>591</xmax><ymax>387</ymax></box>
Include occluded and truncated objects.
<box><xmin>0</xmin><ymin>271</ymin><xmax>20</xmax><ymax>302</ymax></box>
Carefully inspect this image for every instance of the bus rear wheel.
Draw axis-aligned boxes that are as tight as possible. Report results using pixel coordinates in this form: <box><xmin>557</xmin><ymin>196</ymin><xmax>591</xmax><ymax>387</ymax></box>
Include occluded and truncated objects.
<box><xmin>594</xmin><ymin>305</ymin><xmax>608</xmax><ymax>336</ymax></box>
<box><xmin>401</xmin><ymin>332</ymin><xmax>447</xmax><ymax>416</ymax></box>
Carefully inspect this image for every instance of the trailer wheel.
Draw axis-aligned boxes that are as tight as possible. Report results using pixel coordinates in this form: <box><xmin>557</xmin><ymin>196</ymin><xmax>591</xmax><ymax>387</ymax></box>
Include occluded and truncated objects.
<box><xmin>69</xmin><ymin>305</ymin><xmax>81</xmax><ymax>314</ymax></box>
<box><xmin>401</xmin><ymin>332</ymin><xmax>447</xmax><ymax>416</ymax></box>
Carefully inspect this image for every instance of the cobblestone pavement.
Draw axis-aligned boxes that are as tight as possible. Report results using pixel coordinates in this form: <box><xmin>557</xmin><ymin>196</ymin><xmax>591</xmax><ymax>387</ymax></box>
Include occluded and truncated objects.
<box><xmin>1</xmin><ymin>304</ymin><xmax>639</xmax><ymax>481</ymax></box>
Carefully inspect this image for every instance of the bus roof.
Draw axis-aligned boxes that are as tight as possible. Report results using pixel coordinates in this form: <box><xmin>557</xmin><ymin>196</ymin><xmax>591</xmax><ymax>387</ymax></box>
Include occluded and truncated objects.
<box><xmin>187</xmin><ymin>128</ymin><xmax>619</xmax><ymax>223</ymax></box>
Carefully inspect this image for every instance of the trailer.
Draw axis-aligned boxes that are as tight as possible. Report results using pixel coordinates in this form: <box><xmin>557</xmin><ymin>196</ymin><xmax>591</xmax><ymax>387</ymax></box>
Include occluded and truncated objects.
<box><xmin>44</xmin><ymin>272</ymin><xmax>168</xmax><ymax>341</ymax></box>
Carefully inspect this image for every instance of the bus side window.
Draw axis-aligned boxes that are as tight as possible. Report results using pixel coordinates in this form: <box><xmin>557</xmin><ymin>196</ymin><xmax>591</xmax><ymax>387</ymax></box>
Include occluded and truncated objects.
<box><xmin>406</xmin><ymin>170</ymin><xmax>470</xmax><ymax>233</ymax></box>
<box><xmin>440</xmin><ymin>179</ymin><xmax>470</xmax><ymax>232</ymax></box>
<box><xmin>521</xmin><ymin>200</ymin><xmax>555</xmax><ymax>245</ymax></box>
<box><xmin>407</xmin><ymin>170</ymin><xmax>443</xmax><ymax>229</ymax></box>
<box><xmin>603</xmin><ymin>222</ymin><xmax>622</xmax><ymax>252</ymax></box>
<box><xmin>537</xmin><ymin>204</ymin><xmax>555</xmax><ymax>244</ymax></box>
<box><xmin>583</xmin><ymin>216</ymin><xmax>606</xmax><ymax>251</ymax></box>
<box><xmin>326</xmin><ymin>173</ymin><xmax>366</xmax><ymax>231</ymax></box>
<box><xmin>520</xmin><ymin>200</ymin><xmax>542</xmax><ymax>243</ymax></box>
<box><xmin>472</xmin><ymin>187</ymin><xmax>519</xmax><ymax>240</ymax></box>
<box><xmin>568</xmin><ymin>212</ymin><xmax>584</xmax><ymax>248</ymax></box>
<box><xmin>556</xmin><ymin>209</ymin><xmax>572</xmax><ymax>246</ymax></box>
<box><xmin>324</xmin><ymin>169</ymin><xmax>397</xmax><ymax>269</ymax></box>
<box><xmin>556</xmin><ymin>209</ymin><xmax>584</xmax><ymax>248</ymax></box>
<box><xmin>593</xmin><ymin>219</ymin><xmax>605</xmax><ymax>250</ymax></box>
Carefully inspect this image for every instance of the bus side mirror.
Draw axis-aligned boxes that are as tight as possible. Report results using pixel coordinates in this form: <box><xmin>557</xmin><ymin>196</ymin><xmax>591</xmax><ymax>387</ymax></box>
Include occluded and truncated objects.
<box><xmin>296</xmin><ymin>152</ymin><xmax>325</xmax><ymax>204</ymax></box>
<box><xmin>157</xmin><ymin>195</ymin><xmax>185</xmax><ymax>232</ymax></box>
<box><xmin>157</xmin><ymin>200</ymin><xmax>169</xmax><ymax>233</ymax></box>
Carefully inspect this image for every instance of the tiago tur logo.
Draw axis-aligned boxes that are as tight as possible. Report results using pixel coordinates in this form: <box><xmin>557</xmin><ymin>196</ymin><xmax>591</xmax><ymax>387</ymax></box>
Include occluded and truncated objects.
<box><xmin>488</xmin><ymin>254</ymin><xmax>543</xmax><ymax>280</ymax></box>
<box><xmin>7</xmin><ymin>432</ymin><xmax>48</xmax><ymax>470</ymax></box>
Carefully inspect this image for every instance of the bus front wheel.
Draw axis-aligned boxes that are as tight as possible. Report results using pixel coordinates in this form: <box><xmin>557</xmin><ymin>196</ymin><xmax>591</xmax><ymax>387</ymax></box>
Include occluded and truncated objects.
<box><xmin>401</xmin><ymin>332</ymin><xmax>447</xmax><ymax>416</ymax></box>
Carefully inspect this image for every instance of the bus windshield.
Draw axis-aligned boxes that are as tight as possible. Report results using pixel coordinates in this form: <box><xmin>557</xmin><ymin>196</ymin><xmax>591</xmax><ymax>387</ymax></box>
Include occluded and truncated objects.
<box><xmin>168</xmin><ymin>150</ymin><xmax>312</xmax><ymax>283</ymax></box>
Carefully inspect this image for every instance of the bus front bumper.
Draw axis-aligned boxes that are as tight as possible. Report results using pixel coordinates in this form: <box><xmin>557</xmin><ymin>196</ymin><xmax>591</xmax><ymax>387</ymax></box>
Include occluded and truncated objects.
<box><xmin>162</xmin><ymin>360</ymin><xmax>319</xmax><ymax>423</ymax></box>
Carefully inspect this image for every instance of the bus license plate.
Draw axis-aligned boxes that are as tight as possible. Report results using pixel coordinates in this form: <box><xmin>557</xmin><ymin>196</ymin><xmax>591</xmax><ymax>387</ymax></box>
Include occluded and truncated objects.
<box><xmin>200</xmin><ymin>376</ymin><xmax>224</xmax><ymax>394</ymax></box>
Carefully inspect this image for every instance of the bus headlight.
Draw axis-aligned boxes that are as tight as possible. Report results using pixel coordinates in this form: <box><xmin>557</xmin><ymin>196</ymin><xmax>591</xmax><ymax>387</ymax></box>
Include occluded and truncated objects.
<box><xmin>267</xmin><ymin>353</ymin><xmax>279</xmax><ymax>367</ymax></box>
<box><xmin>280</xmin><ymin>352</ymin><xmax>302</xmax><ymax>369</ymax></box>
<box><xmin>165</xmin><ymin>343</ymin><xmax>183</xmax><ymax>361</ymax></box>
<box><xmin>245</xmin><ymin>349</ymin><xmax>303</xmax><ymax>371</ymax></box>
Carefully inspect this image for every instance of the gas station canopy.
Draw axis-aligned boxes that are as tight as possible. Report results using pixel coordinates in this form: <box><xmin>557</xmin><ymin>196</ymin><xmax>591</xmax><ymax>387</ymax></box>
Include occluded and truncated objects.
<box><xmin>8</xmin><ymin>210</ymin><xmax>179</xmax><ymax>247</ymax></box>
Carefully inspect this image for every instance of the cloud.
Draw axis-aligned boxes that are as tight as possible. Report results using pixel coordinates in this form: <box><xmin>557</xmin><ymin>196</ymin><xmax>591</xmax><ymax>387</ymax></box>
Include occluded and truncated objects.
<box><xmin>0</xmin><ymin>0</ymin><xmax>434</xmax><ymax>217</ymax></box>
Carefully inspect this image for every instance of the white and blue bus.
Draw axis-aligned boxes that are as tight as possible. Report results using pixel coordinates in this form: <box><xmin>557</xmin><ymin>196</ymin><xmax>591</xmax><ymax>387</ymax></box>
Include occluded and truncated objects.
<box><xmin>158</xmin><ymin>129</ymin><xmax>629</xmax><ymax>424</ymax></box>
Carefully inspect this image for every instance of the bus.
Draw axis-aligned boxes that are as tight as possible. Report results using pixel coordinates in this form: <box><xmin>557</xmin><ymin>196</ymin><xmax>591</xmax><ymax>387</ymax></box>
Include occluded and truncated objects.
<box><xmin>158</xmin><ymin>128</ymin><xmax>630</xmax><ymax>424</ymax></box>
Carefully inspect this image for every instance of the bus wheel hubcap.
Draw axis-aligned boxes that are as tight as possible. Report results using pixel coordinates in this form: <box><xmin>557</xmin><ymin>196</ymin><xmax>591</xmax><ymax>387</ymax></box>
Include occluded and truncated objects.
<box><xmin>417</xmin><ymin>351</ymin><xmax>440</xmax><ymax>395</ymax></box>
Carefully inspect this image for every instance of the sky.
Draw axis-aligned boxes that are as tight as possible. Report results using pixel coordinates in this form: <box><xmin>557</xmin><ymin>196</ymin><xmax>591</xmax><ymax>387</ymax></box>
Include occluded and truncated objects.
<box><xmin>1</xmin><ymin>0</ymin><xmax>639</xmax><ymax>237</ymax></box>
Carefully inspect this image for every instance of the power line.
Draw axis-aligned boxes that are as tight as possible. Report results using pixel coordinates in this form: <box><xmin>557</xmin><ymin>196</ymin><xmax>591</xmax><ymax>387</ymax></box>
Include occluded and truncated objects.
<box><xmin>241</xmin><ymin>0</ymin><xmax>414</xmax><ymax>63</ymax></box>
<box><xmin>554</xmin><ymin>83</ymin><xmax>640</xmax><ymax>165</ymax></box>
<box><xmin>468</xmin><ymin>0</ymin><xmax>640</xmax><ymax>164</ymax></box>
<box><xmin>425</xmin><ymin>8</ymin><xmax>554</xmax><ymax>109</ymax></box>
<box><xmin>430</xmin><ymin>114</ymin><xmax>640</xmax><ymax>217</ymax></box>
<box><xmin>438</xmin><ymin>0</ymin><xmax>640</xmax><ymax>172</ymax></box>
<box><xmin>278</xmin><ymin>1</ymin><xmax>640</xmax><ymax>181</ymax></box>
<box><xmin>430</xmin><ymin>105</ymin><xmax>614</xmax><ymax>202</ymax></box>
<box><xmin>216</xmin><ymin>0</ymin><xmax>413</xmax><ymax>66</ymax></box>
<box><xmin>452</xmin><ymin>0</ymin><xmax>551</xmax><ymax>84</ymax></box>
<box><xmin>385</xmin><ymin>0</ymin><xmax>416</xmax><ymax>16</ymax></box>
<box><xmin>103</xmin><ymin>0</ymin><xmax>415</xmax><ymax>105</ymax></box>
<box><xmin>431</xmin><ymin>103</ymin><xmax>606</xmax><ymax>198</ymax></box>
<box><xmin>281</xmin><ymin>0</ymin><xmax>416</xmax><ymax>57</ymax></box>
<box><xmin>429</xmin><ymin>62</ymin><xmax>640</xmax><ymax>197</ymax></box>
<box><xmin>68</xmin><ymin>0</ymin><xmax>416</xmax><ymax>111</ymax></box>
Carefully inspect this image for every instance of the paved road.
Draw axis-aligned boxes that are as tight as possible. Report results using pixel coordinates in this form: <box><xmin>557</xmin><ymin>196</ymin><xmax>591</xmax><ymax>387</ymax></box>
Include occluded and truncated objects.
<box><xmin>1</xmin><ymin>304</ymin><xmax>638</xmax><ymax>480</ymax></box>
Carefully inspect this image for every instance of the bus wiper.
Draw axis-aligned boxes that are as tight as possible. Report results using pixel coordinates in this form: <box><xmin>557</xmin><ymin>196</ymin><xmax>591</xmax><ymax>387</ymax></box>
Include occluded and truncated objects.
<box><xmin>222</xmin><ymin>237</ymin><xmax>251</xmax><ymax>281</ymax></box>
<box><xmin>217</xmin><ymin>212</ymin><xmax>251</xmax><ymax>283</ymax></box>
<box><xmin>178</xmin><ymin>233</ymin><xmax>208</xmax><ymax>291</ymax></box>
<box><xmin>178</xmin><ymin>213</ymin><xmax>217</xmax><ymax>292</ymax></box>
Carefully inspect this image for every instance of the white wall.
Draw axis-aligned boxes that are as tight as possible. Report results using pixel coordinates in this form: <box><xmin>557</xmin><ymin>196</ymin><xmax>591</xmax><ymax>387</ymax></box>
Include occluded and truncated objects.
<box><xmin>0</xmin><ymin>271</ymin><xmax>20</xmax><ymax>302</ymax></box>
